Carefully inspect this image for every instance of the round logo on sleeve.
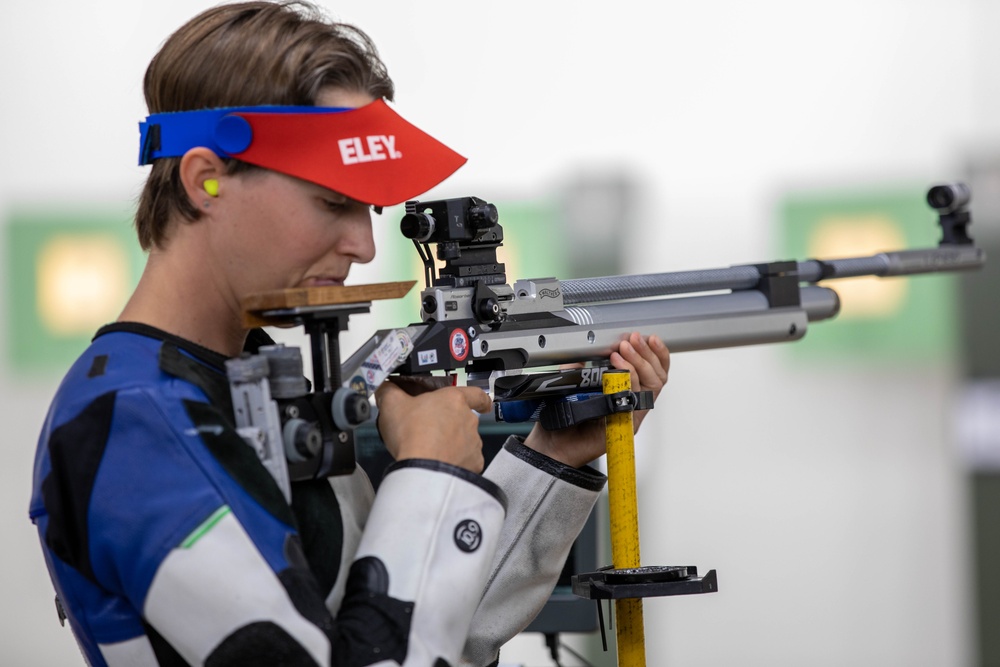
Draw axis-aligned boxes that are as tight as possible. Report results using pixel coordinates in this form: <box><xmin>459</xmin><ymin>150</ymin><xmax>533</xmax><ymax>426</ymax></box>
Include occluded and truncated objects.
<box><xmin>454</xmin><ymin>519</ymin><xmax>482</xmax><ymax>552</ymax></box>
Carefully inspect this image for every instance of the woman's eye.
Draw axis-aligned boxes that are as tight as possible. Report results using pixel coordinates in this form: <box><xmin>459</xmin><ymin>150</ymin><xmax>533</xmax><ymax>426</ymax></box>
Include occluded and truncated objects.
<box><xmin>323</xmin><ymin>199</ymin><xmax>346</xmax><ymax>212</ymax></box>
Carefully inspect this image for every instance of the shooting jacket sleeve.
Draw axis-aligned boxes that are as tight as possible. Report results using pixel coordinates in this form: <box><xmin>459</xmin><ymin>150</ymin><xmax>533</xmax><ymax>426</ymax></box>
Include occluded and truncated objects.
<box><xmin>350</xmin><ymin>459</ymin><xmax>507</xmax><ymax>666</ymax></box>
<box><xmin>460</xmin><ymin>436</ymin><xmax>607</xmax><ymax>666</ymax></box>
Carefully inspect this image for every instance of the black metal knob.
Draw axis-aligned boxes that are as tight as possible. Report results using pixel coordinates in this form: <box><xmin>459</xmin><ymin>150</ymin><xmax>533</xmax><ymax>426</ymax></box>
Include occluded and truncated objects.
<box><xmin>400</xmin><ymin>212</ymin><xmax>436</xmax><ymax>241</ymax></box>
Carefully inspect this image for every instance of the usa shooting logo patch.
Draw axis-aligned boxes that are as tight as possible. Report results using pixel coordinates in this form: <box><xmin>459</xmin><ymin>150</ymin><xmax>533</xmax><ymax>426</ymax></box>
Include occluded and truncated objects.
<box><xmin>454</xmin><ymin>519</ymin><xmax>482</xmax><ymax>553</ymax></box>
<box><xmin>449</xmin><ymin>328</ymin><xmax>469</xmax><ymax>362</ymax></box>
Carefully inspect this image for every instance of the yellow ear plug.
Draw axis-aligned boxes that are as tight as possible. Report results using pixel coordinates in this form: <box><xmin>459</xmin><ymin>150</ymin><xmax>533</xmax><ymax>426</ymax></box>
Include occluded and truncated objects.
<box><xmin>204</xmin><ymin>179</ymin><xmax>219</xmax><ymax>197</ymax></box>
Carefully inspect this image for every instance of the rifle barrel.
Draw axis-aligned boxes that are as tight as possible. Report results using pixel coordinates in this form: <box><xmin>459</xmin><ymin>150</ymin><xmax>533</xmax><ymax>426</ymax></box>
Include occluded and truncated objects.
<box><xmin>560</xmin><ymin>245</ymin><xmax>985</xmax><ymax>306</ymax></box>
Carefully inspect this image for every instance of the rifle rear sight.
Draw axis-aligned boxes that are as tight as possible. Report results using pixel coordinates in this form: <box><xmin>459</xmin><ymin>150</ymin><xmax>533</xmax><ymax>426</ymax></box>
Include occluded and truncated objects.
<box><xmin>402</xmin><ymin>196</ymin><xmax>507</xmax><ymax>291</ymax></box>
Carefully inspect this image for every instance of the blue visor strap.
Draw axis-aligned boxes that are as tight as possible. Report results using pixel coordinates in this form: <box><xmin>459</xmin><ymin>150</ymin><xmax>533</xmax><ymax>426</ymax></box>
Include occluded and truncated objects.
<box><xmin>138</xmin><ymin>106</ymin><xmax>351</xmax><ymax>165</ymax></box>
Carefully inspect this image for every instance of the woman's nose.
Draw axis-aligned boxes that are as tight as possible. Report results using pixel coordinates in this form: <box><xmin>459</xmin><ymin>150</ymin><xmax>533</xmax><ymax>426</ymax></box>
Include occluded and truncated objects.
<box><xmin>338</xmin><ymin>206</ymin><xmax>376</xmax><ymax>264</ymax></box>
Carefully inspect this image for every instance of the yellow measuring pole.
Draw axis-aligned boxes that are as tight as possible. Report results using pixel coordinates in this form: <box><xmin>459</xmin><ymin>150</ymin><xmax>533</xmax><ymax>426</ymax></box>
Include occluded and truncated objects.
<box><xmin>603</xmin><ymin>369</ymin><xmax>646</xmax><ymax>666</ymax></box>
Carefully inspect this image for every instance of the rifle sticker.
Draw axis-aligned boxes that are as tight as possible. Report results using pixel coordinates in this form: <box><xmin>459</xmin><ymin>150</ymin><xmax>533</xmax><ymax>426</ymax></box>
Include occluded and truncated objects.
<box><xmin>449</xmin><ymin>328</ymin><xmax>469</xmax><ymax>362</ymax></box>
<box><xmin>417</xmin><ymin>349</ymin><xmax>438</xmax><ymax>366</ymax></box>
<box><xmin>375</xmin><ymin>329</ymin><xmax>412</xmax><ymax>369</ymax></box>
<box><xmin>352</xmin><ymin>329</ymin><xmax>415</xmax><ymax>395</ymax></box>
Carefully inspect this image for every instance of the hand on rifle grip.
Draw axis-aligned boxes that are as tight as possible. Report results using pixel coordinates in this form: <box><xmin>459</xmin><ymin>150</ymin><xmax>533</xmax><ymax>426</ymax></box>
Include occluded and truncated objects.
<box><xmin>375</xmin><ymin>379</ymin><xmax>492</xmax><ymax>473</ymax></box>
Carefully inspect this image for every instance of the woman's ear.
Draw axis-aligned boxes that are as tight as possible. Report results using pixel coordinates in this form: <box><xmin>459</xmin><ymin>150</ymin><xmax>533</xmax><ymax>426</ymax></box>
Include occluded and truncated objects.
<box><xmin>179</xmin><ymin>148</ymin><xmax>227</xmax><ymax>209</ymax></box>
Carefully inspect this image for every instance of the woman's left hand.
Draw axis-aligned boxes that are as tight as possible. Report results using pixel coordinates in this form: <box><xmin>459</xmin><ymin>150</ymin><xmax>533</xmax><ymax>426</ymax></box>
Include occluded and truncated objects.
<box><xmin>523</xmin><ymin>332</ymin><xmax>670</xmax><ymax>468</ymax></box>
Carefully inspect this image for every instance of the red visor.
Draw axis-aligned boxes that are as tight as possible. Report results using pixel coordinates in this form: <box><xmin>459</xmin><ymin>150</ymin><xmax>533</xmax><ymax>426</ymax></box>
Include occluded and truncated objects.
<box><xmin>229</xmin><ymin>100</ymin><xmax>465</xmax><ymax>206</ymax></box>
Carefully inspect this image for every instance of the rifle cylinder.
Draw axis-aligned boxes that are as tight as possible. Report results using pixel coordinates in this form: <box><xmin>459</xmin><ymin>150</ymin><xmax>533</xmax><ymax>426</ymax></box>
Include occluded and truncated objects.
<box><xmin>562</xmin><ymin>285</ymin><xmax>839</xmax><ymax>327</ymax></box>
<box><xmin>471</xmin><ymin>287</ymin><xmax>837</xmax><ymax>370</ymax></box>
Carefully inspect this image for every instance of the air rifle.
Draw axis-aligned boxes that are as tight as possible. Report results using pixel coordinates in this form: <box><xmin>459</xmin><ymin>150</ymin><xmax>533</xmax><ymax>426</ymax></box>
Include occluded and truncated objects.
<box><xmin>236</xmin><ymin>182</ymin><xmax>984</xmax><ymax>486</ymax></box>
<box><xmin>343</xmin><ymin>183</ymin><xmax>984</xmax><ymax>427</ymax></box>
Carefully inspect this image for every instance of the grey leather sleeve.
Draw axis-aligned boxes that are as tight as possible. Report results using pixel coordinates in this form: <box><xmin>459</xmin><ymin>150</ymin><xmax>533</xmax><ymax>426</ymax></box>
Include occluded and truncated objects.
<box><xmin>461</xmin><ymin>436</ymin><xmax>606</xmax><ymax>666</ymax></box>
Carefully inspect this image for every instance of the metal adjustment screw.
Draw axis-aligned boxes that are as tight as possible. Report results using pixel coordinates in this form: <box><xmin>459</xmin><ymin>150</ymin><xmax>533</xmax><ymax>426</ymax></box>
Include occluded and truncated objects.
<box><xmin>477</xmin><ymin>298</ymin><xmax>500</xmax><ymax>323</ymax></box>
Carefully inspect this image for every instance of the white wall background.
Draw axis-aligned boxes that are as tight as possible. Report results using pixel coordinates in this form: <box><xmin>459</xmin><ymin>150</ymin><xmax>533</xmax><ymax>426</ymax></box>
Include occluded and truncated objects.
<box><xmin>1</xmin><ymin>1</ymin><xmax>995</xmax><ymax>665</ymax></box>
